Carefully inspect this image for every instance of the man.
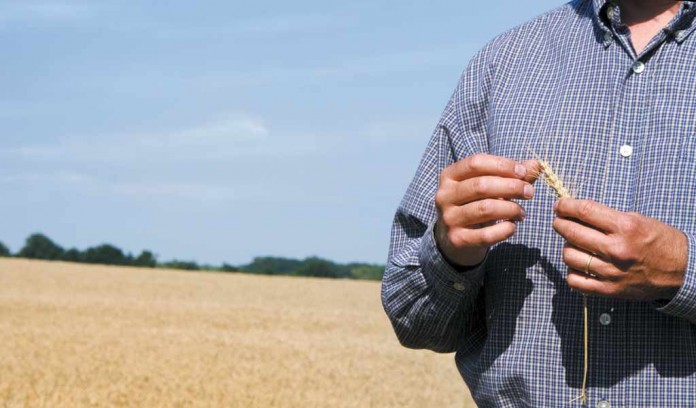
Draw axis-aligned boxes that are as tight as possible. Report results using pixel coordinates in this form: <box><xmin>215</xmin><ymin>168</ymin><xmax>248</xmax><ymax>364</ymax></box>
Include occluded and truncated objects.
<box><xmin>382</xmin><ymin>0</ymin><xmax>696</xmax><ymax>406</ymax></box>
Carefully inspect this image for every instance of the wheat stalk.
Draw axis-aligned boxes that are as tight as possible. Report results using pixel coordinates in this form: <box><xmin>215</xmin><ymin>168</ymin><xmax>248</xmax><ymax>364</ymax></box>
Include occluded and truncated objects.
<box><xmin>530</xmin><ymin>151</ymin><xmax>589</xmax><ymax>405</ymax></box>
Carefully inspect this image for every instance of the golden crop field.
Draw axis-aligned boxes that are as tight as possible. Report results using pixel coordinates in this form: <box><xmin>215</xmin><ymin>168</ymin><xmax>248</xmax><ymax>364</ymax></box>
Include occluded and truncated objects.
<box><xmin>0</xmin><ymin>258</ymin><xmax>475</xmax><ymax>407</ymax></box>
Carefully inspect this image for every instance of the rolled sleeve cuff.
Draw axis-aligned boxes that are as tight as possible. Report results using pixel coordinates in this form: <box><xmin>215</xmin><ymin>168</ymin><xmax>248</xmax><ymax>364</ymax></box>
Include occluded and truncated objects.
<box><xmin>418</xmin><ymin>221</ymin><xmax>486</xmax><ymax>298</ymax></box>
<box><xmin>657</xmin><ymin>232</ymin><xmax>696</xmax><ymax>322</ymax></box>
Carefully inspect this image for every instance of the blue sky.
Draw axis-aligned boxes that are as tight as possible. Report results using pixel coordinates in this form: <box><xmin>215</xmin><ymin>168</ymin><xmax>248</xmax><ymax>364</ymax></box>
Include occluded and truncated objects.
<box><xmin>1</xmin><ymin>0</ymin><xmax>560</xmax><ymax>265</ymax></box>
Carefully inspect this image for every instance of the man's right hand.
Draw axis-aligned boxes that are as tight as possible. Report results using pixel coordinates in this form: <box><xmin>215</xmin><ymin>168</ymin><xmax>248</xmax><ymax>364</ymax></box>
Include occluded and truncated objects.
<box><xmin>434</xmin><ymin>154</ymin><xmax>540</xmax><ymax>268</ymax></box>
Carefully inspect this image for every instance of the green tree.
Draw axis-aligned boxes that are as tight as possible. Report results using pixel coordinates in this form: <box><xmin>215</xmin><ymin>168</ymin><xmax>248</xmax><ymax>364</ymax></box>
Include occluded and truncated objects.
<box><xmin>0</xmin><ymin>241</ymin><xmax>10</xmax><ymax>257</ymax></box>
<box><xmin>134</xmin><ymin>250</ymin><xmax>157</xmax><ymax>268</ymax></box>
<box><xmin>62</xmin><ymin>248</ymin><xmax>83</xmax><ymax>263</ymax></box>
<box><xmin>294</xmin><ymin>257</ymin><xmax>337</xmax><ymax>278</ymax></box>
<box><xmin>18</xmin><ymin>234</ymin><xmax>65</xmax><ymax>260</ymax></box>
<box><xmin>83</xmin><ymin>244</ymin><xmax>131</xmax><ymax>266</ymax></box>
<box><xmin>243</xmin><ymin>257</ymin><xmax>302</xmax><ymax>275</ymax></box>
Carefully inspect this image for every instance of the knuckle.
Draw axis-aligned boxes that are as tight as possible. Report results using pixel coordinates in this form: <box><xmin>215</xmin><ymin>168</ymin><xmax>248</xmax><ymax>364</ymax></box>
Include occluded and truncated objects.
<box><xmin>478</xmin><ymin>228</ymin><xmax>497</xmax><ymax>247</ymax></box>
<box><xmin>619</xmin><ymin>213</ymin><xmax>640</xmax><ymax>233</ymax></box>
<box><xmin>608</xmin><ymin>239</ymin><xmax>633</xmax><ymax>263</ymax></box>
<box><xmin>477</xmin><ymin>200</ymin><xmax>493</xmax><ymax>218</ymax></box>
<box><xmin>434</xmin><ymin>190</ymin><xmax>448</xmax><ymax>209</ymax></box>
<box><xmin>512</xmin><ymin>179</ymin><xmax>526</xmax><ymax>196</ymax></box>
<box><xmin>447</xmin><ymin>231</ymin><xmax>464</xmax><ymax>248</ymax></box>
<box><xmin>440</xmin><ymin>209</ymin><xmax>454</xmax><ymax>227</ymax></box>
<box><xmin>578</xmin><ymin>200</ymin><xmax>595</xmax><ymax>219</ymax></box>
<box><xmin>602</xmin><ymin>284</ymin><xmax>619</xmax><ymax>297</ymax></box>
<box><xmin>565</xmin><ymin>225</ymin><xmax>579</xmax><ymax>243</ymax></box>
<box><xmin>473</xmin><ymin>178</ymin><xmax>489</xmax><ymax>196</ymax></box>
<box><xmin>439</xmin><ymin>168</ymin><xmax>451</xmax><ymax>185</ymax></box>
<box><xmin>468</xmin><ymin>154</ymin><xmax>485</xmax><ymax>171</ymax></box>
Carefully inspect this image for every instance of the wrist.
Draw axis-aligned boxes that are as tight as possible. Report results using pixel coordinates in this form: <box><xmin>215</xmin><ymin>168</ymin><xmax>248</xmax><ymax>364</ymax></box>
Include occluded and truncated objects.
<box><xmin>435</xmin><ymin>222</ymin><xmax>488</xmax><ymax>268</ymax></box>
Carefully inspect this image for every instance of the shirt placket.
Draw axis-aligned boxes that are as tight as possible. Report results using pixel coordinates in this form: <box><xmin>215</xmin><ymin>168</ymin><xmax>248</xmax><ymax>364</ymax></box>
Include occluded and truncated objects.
<box><xmin>590</xmin><ymin>5</ymin><xmax>662</xmax><ymax>406</ymax></box>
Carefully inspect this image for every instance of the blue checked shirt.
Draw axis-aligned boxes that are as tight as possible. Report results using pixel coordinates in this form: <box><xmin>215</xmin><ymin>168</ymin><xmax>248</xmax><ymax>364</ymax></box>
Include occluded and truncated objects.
<box><xmin>382</xmin><ymin>0</ymin><xmax>696</xmax><ymax>406</ymax></box>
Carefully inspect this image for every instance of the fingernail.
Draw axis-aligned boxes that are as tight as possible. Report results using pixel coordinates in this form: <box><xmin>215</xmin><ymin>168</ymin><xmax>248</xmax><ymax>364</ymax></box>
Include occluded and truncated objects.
<box><xmin>521</xmin><ymin>208</ymin><xmax>527</xmax><ymax>220</ymax></box>
<box><xmin>553</xmin><ymin>200</ymin><xmax>559</xmax><ymax>213</ymax></box>
<box><xmin>524</xmin><ymin>184</ymin><xmax>534</xmax><ymax>198</ymax></box>
<box><xmin>515</xmin><ymin>164</ymin><xmax>527</xmax><ymax>178</ymax></box>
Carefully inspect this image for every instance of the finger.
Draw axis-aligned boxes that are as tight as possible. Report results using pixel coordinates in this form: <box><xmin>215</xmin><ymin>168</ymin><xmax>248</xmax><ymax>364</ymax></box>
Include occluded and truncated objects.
<box><xmin>445</xmin><ymin>153</ymin><xmax>528</xmax><ymax>182</ymax></box>
<box><xmin>562</xmin><ymin>246</ymin><xmax>622</xmax><ymax>281</ymax></box>
<box><xmin>567</xmin><ymin>269</ymin><xmax>618</xmax><ymax>297</ymax></box>
<box><xmin>449</xmin><ymin>221</ymin><xmax>517</xmax><ymax>247</ymax></box>
<box><xmin>443</xmin><ymin>176</ymin><xmax>534</xmax><ymax>205</ymax></box>
<box><xmin>521</xmin><ymin>160</ymin><xmax>542</xmax><ymax>184</ymax></box>
<box><xmin>553</xmin><ymin>217</ymin><xmax>612</xmax><ymax>257</ymax></box>
<box><xmin>444</xmin><ymin>199</ymin><xmax>525</xmax><ymax>227</ymax></box>
<box><xmin>554</xmin><ymin>198</ymin><xmax>619</xmax><ymax>233</ymax></box>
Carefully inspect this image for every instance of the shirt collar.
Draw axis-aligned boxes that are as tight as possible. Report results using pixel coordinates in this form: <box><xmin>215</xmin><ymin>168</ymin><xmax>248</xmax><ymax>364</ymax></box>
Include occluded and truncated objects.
<box><xmin>592</xmin><ymin>0</ymin><xmax>608</xmax><ymax>18</ymax></box>
<box><xmin>591</xmin><ymin>0</ymin><xmax>696</xmax><ymax>41</ymax></box>
<box><xmin>592</xmin><ymin>0</ymin><xmax>696</xmax><ymax>21</ymax></box>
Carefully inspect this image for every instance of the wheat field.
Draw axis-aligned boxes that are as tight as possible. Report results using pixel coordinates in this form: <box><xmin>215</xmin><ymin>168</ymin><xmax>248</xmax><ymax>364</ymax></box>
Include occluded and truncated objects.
<box><xmin>0</xmin><ymin>258</ymin><xmax>475</xmax><ymax>407</ymax></box>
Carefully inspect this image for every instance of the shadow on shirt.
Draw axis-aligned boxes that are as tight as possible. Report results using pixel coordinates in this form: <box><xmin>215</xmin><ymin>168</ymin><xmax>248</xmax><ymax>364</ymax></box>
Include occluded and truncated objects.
<box><xmin>468</xmin><ymin>243</ymin><xmax>696</xmax><ymax>394</ymax></box>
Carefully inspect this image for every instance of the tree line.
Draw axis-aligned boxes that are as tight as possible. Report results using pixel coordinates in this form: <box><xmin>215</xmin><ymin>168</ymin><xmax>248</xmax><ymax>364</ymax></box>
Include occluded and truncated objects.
<box><xmin>0</xmin><ymin>233</ymin><xmax>384</xmax><ymax>281</ymax></box>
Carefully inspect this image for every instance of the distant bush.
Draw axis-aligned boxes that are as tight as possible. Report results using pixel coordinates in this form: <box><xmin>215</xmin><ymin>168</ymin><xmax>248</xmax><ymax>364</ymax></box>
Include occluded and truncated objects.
<box><xmin>220</xmin><ymin>263</ymin><xmax>239</xmax><ymax>272</ymax></box>
<box><xmin>349</xmin><ymin>265</ymin><xmax>384</xmax><ymax>281</ymax></box>
<box><xmin>160</xmin><ymin>260</ymin><xmax>200</xmax><ymax>271</ymax></box>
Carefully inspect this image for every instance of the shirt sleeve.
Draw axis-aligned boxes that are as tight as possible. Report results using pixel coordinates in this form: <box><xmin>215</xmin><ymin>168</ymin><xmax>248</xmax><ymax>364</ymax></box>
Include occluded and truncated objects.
<box><xmin>381</xmin><ymin>45</ymin><xmax>496</xmax><ymax>353</ymax></box>
<box><xmin>656</xmin><ymin>232</ymin><xmax>696</xmax><ymax>325</ymax></box>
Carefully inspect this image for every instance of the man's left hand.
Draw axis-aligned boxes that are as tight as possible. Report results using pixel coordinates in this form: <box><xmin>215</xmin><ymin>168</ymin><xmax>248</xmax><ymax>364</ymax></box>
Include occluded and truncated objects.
<box><xmin>552</xmin><ymin>198</ymin><xmax>688</xmax><ymax>302</ymax></box>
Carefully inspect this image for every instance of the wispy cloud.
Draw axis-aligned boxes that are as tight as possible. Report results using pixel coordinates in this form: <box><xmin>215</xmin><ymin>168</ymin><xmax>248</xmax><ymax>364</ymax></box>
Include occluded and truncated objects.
<box><xmin>0</xmin><ymin>171</ymin><xmax>249</xmax><ymax>202</ymax></box>
<box><xmin>2</xmin><ymin>113</ymin><xmax>319</xmax><ymax>164</ymax></box>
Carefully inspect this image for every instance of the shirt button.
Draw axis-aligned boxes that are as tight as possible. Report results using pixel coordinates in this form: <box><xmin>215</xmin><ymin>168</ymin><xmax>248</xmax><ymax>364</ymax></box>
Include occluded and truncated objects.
<box><xmin>620</xmin><ymin>144</ymin><xmax>633</xmax><ymax>157</ymax></box>
<box><xmin>632</xmin><ymin>61</ymin><xmax>645</xmax><ymax>74</ymax></box>
<box><xmin>674</xmin><ymin>30</ymin><xmax>687</xmax><ymax>41</ymax></box>
<box><xmin>604</xmin><ymin>31</ymin><xmax>613</xmax><ymax>42</ymax></box>
<box><xmin>606</xmin><ymin>7</ymin><xmax>615</xmax><ymax>20</ymax></box>
<box><xmin>597</xmin><ymin>401</ymin><xmax>611</xmax><ymax>408</ymax></box>
<box><xmin>600</xmin><ymin>313</ymin><xmax>612</xmax><ymax>326</ymax></box>
<box><xmin>453</xmin><ymin>282</ymin><xmax>466</xmax><ymax>291</ymax></box>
